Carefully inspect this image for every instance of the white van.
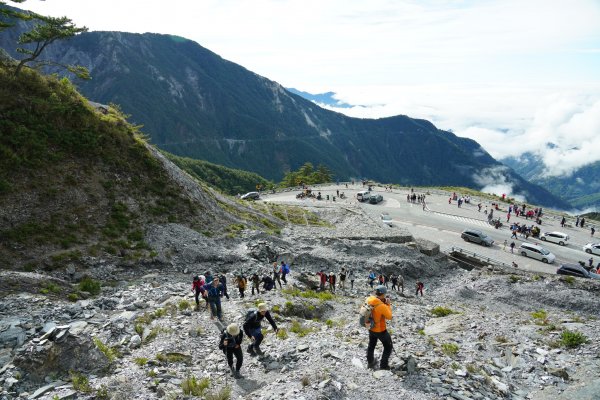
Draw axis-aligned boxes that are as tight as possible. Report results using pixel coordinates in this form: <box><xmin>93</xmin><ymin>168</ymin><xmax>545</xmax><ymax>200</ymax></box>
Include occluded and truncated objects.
<box><xmin>356</xmin><ymin>191</ymin><xmax>370</xmax><ymax>202</ymax></box>
<box><xmin>540</xmin><ymin>231</ymin><xmax>569</xmax><ymax>246</ymax></box>
<box><xmin>519</xmin><ymin>242</ymin><xmax>556</xmax><ymax>264</ymax></box>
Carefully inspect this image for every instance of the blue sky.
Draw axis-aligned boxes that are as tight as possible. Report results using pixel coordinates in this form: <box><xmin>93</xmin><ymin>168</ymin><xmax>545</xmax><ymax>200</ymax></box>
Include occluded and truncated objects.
<box><xmin>21</xmin><ymin>0</ymin><xmax>600</xmax><ymax>176</ymax></box>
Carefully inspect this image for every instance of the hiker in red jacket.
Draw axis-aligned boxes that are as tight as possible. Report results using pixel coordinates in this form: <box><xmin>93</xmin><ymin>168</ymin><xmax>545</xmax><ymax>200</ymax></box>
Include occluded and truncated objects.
<box><xmin>328</xmin><ymin>272</ymin><xmax>336</xmax><ymax>293</ymax></box>
<box><xmin>192</xmin><ymin>275</ymin><xmax>206</xmax><ymax>310</ymax></box>
<box><xmin>415</xmin><ymin>280</ymin><xmax>424</xmax><ymax>297</ymax></box>
<box><xmin>316</xmin><ymin>270</ymin><xmax>327</xmax><ymax>291</ymax></box>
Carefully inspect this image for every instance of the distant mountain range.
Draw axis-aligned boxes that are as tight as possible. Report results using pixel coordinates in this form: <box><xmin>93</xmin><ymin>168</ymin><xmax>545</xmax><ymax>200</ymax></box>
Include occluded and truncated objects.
<box><xmin>502</xmin><ymin>153</ymin><xmax>600</xmax><ymax>210</ymax></box>
<box><xmin>286</xmin><ymin>88</ymin><xmax>354</xmax><ymax>108</ymax></box>
<box><xmin>0</xmin><ymin>11</ymin><xmax>571</xmax><ymax>209</ymax></box>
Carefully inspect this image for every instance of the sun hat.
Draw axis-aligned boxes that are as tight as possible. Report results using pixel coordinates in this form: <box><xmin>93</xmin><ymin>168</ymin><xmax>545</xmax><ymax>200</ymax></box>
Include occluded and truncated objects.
<box><xmin>226</xmin><ymin>324</ymin><xmax>240</xmax><ymax>336</ymax></box>
<box><xmin>257</xmin><ymin>303</ymin><xmax>268</xmax><ymax>312</ymax></box>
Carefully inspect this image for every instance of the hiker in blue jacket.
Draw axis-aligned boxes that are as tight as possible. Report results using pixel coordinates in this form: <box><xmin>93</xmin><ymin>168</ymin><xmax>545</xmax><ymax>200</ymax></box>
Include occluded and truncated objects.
<box><xmin>280</xmin><ymin>261</ymin><xmax>290</xmax><ymax>285</ymax></box>
<box><xmin>203</xmin><ymin>277</ymin><xmax>225</xmax><ymax>321</ymax></box>
<box><xmin>242</xmin><ymin>303</ymin><xmax>278</xmax><ymax>356</ymax></box>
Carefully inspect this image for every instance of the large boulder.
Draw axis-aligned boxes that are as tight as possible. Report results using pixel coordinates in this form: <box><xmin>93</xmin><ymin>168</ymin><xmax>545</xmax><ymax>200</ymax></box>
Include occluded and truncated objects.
<box><xmin>13</xmin><ymin>333</ymin><xmax>110</xmax><ymax>383</ymax></box>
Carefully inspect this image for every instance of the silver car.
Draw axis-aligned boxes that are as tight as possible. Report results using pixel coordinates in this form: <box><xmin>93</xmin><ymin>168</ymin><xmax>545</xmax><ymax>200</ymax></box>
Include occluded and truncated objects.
<box><xmin>540</xmin><ymin>231</ymin><xmax>569</xmax><ymax>246</ymax></box>
<box><xmin>583</xmin><ymin>243</ymin><xmax>600</xmax><ymax>255</ymax></box>
<box><xmin>519</xmin><ymin>242</ymin><xmax>555</xmax><ymax>264</ymax></box>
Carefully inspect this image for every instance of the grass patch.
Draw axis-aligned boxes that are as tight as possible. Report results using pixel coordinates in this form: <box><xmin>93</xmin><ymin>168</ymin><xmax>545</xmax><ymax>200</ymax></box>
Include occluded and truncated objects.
<box><xmin>430</xmin><ymin>306</ymin><xmax>456</xmax><ymax>317</ymax></box>
<box><xmin>301</xmin><ymin>375</ymin><xmax>311</xmax><ymax>387</ymax></box>
<box><xmin>531</xmin><ymin>309</ymin><xmax>549</xmax><ymax>325</ymax></box>
<box><xmin>289</xmin><ymin>320</ymin><xmax>313</xmax><ymax>337</ymax></box>
<box><xmin>282</xmin><ymin>287</ymin><xmax>335</xmax><ymax>301</ymax></box>
<box><xmin>441</xmin><ymin>343</ymin><xmax>459</xmax><ymax>357</ymax></box>
<box><xmin>40</xmin><ymin>282</ymin><xmax>61</xmax><ymax>295</ymax></box>
<box><xmin>560</xmin><ymin>330</ymin><xmax>587</xmax><ymax>348</ymax></box>
<box><xmin>181</xmin><ymin>376</ymin><xmax>210</xmax><ymax>396</ymax></box>
<box><xmin>178</xmin><ymin>299</ymin><xmax>191</xmax><ymax>311</ymax></box>
<box><xmin>93</xmin><ymin>337</ymin><xmax>121</xmax><ymax>362</ymax></box>
<box><xmin>78</xmin><ymin>277</ymin><xmax>101</xmax><ymax>295</ymax></box>
<box><xmin>276</xmin><ymin>328</ymin><xmax>289</xmax><ymax>340</ymax></box>
<box><xmin>67</xmin><ymin>293</ymin><xmax>79</xmax><ymax>302</ymax></box>
<box><xmin>156</xmin><ymin>352</ymin><xmax>191</xmax><ymax>364</ymax></box>
<box><xmin>495</xmin><ymin>335</ymin><xmax>508</xmax><ymax>343</ymax></box>
<box><xmin>562</xmin><ymin>276</ymin><xmax>575</xmax><ymax>285</ymax></box>
<box><xmin>134</xmin><ymin>357</ymin><xmax>148</xmax><ymax>366</ymax></box>
<box><xmin>509</xmin><ymin>275</ymin><xmax>521</xmax><ymax>283</ymax></box>
<box><xmin>70</xmin><ymin>371</ymin><xmax>92</xmax><ymax>393</ymax></box>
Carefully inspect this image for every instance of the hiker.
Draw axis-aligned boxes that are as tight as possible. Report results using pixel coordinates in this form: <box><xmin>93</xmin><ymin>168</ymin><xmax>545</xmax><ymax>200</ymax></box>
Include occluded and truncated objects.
<box><xmin>339</xmin><ymin>267</ymin><xmax>347</xmax><ymax>290</ymax></box>
<box><xmin>234</xmin><ymin>275</ymin><xmax>247</xmax><ymax>298</ymax></box>
<box><xmin>280</xmin><ymin>261</ymin><xmax>290</xmax><ymax>284</ymax></box>
<box><xmin>591</xmin><ymin>227</ymin><xmax>596</xmax><ymax>237</ymax></box>
<box><xmin>328</xmin><ymin>272</ymin><xmax>336</xmax><ymax>293</ymax></box>
<box><xmin>219</xmin><ymin>323</ymin><xmax>244</xmax><ymax>379</ymax></box>
<box><xmin>261</xmin><ymin>275</ymin><xmax>275</xmax><ymax>291</ymax></box>
<box><xmin>349</xmin><ymin>269</ymin><xmax>355</xmax><ymax>289</ymax></box>
<box><xmin>368</xmin><ymin>270</ymin><xmax>376</xmax><ymax>288</ymax></box>
<box><xmin>589</xmin><ymin>257</ymin><xmax>594</xmax><ymax>268</ymax></box>
<box><xmin>365</xmin><ymin>285</ymin><xmax>393</xmax><ymax>370</ymax></box>
<box><xmin>243</xmin><ymin>303</ymin><xmax>278</xmax><ymax>356</ymax></box>
<box><xmin>503</xmin><ymin>239</ymin><xmax>507</xmax><ymax>251</ymax></box>
<box><xmin>316</xmin><ymin>270</ymin><xmax>327</xmax><ymax>291</ymax></box>
<box><xmin>205</xmin><ymin>271</ymin><xmax>214</xmax><ymax>284</ymax></box>
<box><xmin>203</xmin><ymin>277</ymin><xmax>225</xmax><ymax>321</ymax></box>
<box><xmin>250</xmin><ymin>273</ymin><xmax>260</xmax><ymax>295</ymax></box>
<box><xmin>272</xmin><ymin>262</ymin><xmax>282</xmax><ymax>289</ymax></box>
<box><xmin>398</xmin><ymin>274</ymin><xmax>404</xmax><ymax>293</ymax></box>
<box><xmin>415</xmin><ymin>280</ymin><xmax>424</xmax><ymax>297</ymax></box>
<box><xmin>510</xmin><ymin>241</ymin><xmax>516</xmax><ymax>253</ymax></box>
<box><xmin>191</xmin><ymin>275</ymin><xmax>206</xmax><ymax>310</ymax></box>
<box><xmin>581</xmin><ymin>218</ymin><xmax>585</xmax><ymax>228</ymax></box>
<box><xmin>219</xmin><ymin>274</ymin><xmax>230</xmax><ymax>300</ymax></box>
<box><xmin>561</xmin><ymin>216</ymin><xmax>566</xmax><ymax>227</ymax></box>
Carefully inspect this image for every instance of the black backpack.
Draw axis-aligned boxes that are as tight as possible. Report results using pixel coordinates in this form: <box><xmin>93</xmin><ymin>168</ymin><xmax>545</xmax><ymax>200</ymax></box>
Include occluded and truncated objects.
<box><xmin>244</xmin><ymin>308</ymin><xmax>258</xmax><ymax>324</ymax></box>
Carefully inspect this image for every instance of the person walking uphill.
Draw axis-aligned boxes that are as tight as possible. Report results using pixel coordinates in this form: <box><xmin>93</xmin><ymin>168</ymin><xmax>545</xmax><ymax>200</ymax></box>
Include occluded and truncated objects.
<box><xmin>366</xmin><ymin>285</ymin><xmax>393</xmax><ymax>370</ymax></box>
<box><xmin>272</xmin><ymin>262</ymin><xmax>282</xmax><ymax>289</ymax></box>
<box><xmin>243</xmin><ymin>303</ymin><xmax>278</xmax><ymax>356</ymax></box>
<box><xmin>203</xmin><ymin>277</ymin><xmax>225</xmax><ymax>321</ymax></box>
<box><xmin>192</xmin><ymin>275</ymin><xmax>206</xmax><ymax>311</ymax></box>
<box><xmin>219</xmin><ymin>323</ymin><xmax>244</xmax><ymax>379</ymax></box>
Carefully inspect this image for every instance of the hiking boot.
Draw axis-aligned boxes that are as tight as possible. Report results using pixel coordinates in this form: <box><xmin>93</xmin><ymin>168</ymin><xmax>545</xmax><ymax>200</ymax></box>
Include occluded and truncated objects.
<box><xmin>247</xmin><ymin>344</ymin><xmax>256</xmax><ymax>356</ymax></box>
<box><xmin>379</xmin><ymin>364</ymin><xmax>391</xmax><ymax>370</ymax></box>
<box><xmin>234</xmin><ymin>370</ymin><xmax>243</xmax><ymax>379</ymax></box>
<box><xmin>254</xmin><ymin>346</ymin><xmax>264</xmax><ymax>356</ymax></box>
<box><xmin>230</xmin><ymin>366</ymin><xmax>236</xmax><ymax>377</ymax></box>
<box><xmin>367</xmin><ymin>361</ymin><xmax>377</xmax><ymax>370</ymax></box>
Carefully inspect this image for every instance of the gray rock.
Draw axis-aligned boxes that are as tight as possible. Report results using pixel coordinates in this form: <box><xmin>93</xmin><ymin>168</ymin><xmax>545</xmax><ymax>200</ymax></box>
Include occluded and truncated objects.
<box><xmin>129</xmin><ymin>335</ymin><xmax>142</xmax><ymax>349</ymax></box>
<box><xmin>373</xmin><ymin>370</ymin><xmax>393</xmax><ymax>378</ymax></box>
<box><xmin>28</xmin><ymin>380</ymin><xmax>64</xmax><ymax>399</ymax></box>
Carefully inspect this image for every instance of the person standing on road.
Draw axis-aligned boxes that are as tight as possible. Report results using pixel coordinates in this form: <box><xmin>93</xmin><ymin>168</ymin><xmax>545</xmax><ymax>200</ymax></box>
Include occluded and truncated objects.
<box><xmin>365</xmin><ymin>285</ymin><xmax>393</xmax><ymax>370</ymax></box>
<box><xmin>589</xmin><ymin>257</ymin><xmax>594</xmax><ymax>268</ymax></box>
<box><xmin>591</xmin><ymin>227</ymin><xmax>596</xmax><ymax>237</ymax></box>
<box><xmin>510</xmin><ymin>241</ymin><xmax>516</xmax><ymax>253</ymax></box>
<box><xmin>581</xmin><ymin>218</ymin><xmax>586</xmax><ymax>228</ymax></box>
<box><xmin>503</xmin><ymin>240</ymin><xmax>507</xmax><ymax>251</ymax></box>
<box><xmin>561</xmin><ymin>216</ymin><xmax>566</xmax><ymax>227</ymax></box>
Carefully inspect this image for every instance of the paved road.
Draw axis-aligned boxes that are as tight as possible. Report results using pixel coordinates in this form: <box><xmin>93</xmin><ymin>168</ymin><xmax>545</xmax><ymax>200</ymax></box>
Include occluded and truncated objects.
<box><xmin>262</xmin><ymin>184</ymin><xmax>599</xmax><ymax>275</ymax></box>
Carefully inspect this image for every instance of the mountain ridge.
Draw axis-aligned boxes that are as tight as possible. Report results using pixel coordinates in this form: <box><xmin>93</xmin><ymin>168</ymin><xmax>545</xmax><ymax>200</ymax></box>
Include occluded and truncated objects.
<box><xmin>0</xmin><ymin>16</ymin><xmax>570</xmax><ymax>209</ymax></box>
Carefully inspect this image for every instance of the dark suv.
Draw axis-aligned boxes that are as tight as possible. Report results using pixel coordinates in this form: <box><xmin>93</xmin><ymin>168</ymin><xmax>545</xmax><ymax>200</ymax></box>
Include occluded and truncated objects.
<box><xmin>461</xmin><ymin>229</ymin><xmax>494</xmax><ymax>247</ymax></box>
<box><xmin>557</xmin><ymin>264</ymin><xmax>600</xmax><ymax>279</ymax></box>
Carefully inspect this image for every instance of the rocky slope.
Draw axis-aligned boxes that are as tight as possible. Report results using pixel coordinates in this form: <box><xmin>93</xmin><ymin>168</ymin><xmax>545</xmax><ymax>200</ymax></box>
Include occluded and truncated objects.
<box><xmin>1</xmin><ymin>205</ymin><xmax>598</xmax><ymax>400</ymax></box>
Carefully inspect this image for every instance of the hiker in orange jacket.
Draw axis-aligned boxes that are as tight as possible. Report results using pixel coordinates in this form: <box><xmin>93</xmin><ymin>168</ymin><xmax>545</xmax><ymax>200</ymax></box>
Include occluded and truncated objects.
<box><xmin>366</xmin><ymin>285</ymin><xmax>393</xmax><ymax>370</ymax></box>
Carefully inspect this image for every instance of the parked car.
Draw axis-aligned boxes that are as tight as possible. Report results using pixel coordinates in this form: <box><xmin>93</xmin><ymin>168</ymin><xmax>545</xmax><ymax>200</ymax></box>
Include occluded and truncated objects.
<box><xmin>381</xmin><ymin>212</ymin><xmax>393</xmax><ymax>227</ymax></box>
<box><xmin>583</xmin><ymin>242</ymin><xmax>600</xmax><ymax>255</ymax></box>
<box><xmin>356</xmin><ymin>191</ymin><xmax>370</xmax><ymax>202</ymax></box>
<box><xmin>540</xmin><ymin>231</ymin><xmax>569</xmax><ymax>246</ymax></box>
<box><xmin>240</xmin><ymin>191</ymin><xmax>260</xmax><ymax>200</ymax></box>
<box><xmin>519</xmin><ymin>242</ymin><xmax>555</xmax><ymax>263</ymax></box>
<box><xmin>461</xmin><ymin>229</ymin><xmax>494</xmax><ymax>247</ymax></box>
<box><xmin>557</xmin><ymin>264</ymin><xmax>600</xmax><ymax>279</ymax></box>
<box><xmin>369</xmin><ymin>194</ymin><xmax>383</xmax><ymax>204</ymax></box>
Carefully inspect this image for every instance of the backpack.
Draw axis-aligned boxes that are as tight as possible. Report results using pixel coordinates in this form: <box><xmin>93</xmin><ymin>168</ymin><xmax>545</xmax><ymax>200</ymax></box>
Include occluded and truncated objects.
<box><xmin>358</xmin><ymin>300</ymin><xmax>382</xmax><ymax>329</ymax></box>
<box><xmin>282</xmin><ymin>264</ymin><xmax>290</xmax><ymax>274</ymax></box>
<box><xmin>244</xmin><ymin>308</ymin><xmax>258</xmax><ymax>324</ymax></box>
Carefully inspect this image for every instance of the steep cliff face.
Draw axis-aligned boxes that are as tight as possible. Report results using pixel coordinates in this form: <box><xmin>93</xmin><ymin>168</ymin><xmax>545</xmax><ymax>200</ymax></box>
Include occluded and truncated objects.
<box><xmin>0</xmin><ymin>20</ymin><xmax>570</xmax><ymax>208</ymax></box>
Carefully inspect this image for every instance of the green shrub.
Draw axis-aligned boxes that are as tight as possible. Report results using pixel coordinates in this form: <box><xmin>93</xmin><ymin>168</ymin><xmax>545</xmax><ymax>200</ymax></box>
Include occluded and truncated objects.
<box><xmin>325</xmin><ymin>319</ymin><xmax>334</xmax><ymax>328</ymax></box>
<box><xmin>290</xmin><ymin>320</ymin><xmax>313</xmax><ymax>337</ymax></box>
<box><xmin>562</xmin><ymin>276</ymin><xmax>575</xmax><ymax>285</ymax></box>
<box><xmin>67</xmin><ymin>293</ymin><xmax>79</xmax><ymax>302</ymax></box>
<box><xmin>301</xmin><ymin>376</ymin><xmax>311</xmax><ymax>387</ymax></box>
<box><xmin>178</xmin><ymin>299</ymin><xmax>191</xmax><ymax>311</ymax></box>
<box><xmin>93</xmin><ymin>337</ymin><xmax>121</xmax><ymax>362</ymax></box>
<box><xmin>430</xmin><ymin>306</ymin><xmax>456</xmax><ymax>317</ymax></box>
<box><xmin>134</xmin><ymin>357</ymin><xmax>148</xmax><ymax>366</ymax></box>
<box><xmin>78</xmin><ymin>277</ymin><xmax>101</xmax><ymax>295</ymax></box>
<box><xmin>509</xmin><ymin>275</ymin><xmax>521</xmax><ymax>283</ymax></box>
<box><xmin>441</xmin><ymin>343</ymin><xmax>459</xmax><ymax>356</ymax></box>
<box><xmin>495</xmin><ymin>335</ymin><xmax>508</xmax><ymax>343</ymax></box>
<box><xmin>70</xmin><ymin>372</ymin><xmax>92</xmax><ymax>393</ymax></box>
<box><xmin>560</xmin><ymin>330</ymin><xmax>587</xmax><ymax>348</ymax></box>
<box><xmin>205</xmin><ymin>386</ymin><xmax>232</xmax><ymax>400</ymax></box>
<box><xmin>181</xmin><ymin>376</ymin><xmax>210</xmax><ymax>396</ymax></box>
<box><xmin>531</xmin><ymin>309</ymin><xmax>549</xmax><ymax>325</ymax></box>
<box><xmin>276</xmin><ymin>328</ymin><xmax>288</xmax><ymax>340</ymax></box>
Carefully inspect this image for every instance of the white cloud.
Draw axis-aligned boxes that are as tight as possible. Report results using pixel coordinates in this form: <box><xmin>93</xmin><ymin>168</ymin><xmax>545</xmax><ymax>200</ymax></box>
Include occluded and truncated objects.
<box><xmin>472</xmin><ymin>166</ymin><xmax>527</xmax><ymax>202</ymax></box>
